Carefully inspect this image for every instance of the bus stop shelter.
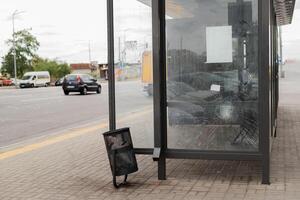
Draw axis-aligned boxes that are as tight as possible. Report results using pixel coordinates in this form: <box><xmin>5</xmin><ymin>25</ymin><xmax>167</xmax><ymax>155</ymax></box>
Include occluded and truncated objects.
<box><xmin>106</xmin><ymin>0</ymin><xmax>296</xmax><ymax>184</ymax></box>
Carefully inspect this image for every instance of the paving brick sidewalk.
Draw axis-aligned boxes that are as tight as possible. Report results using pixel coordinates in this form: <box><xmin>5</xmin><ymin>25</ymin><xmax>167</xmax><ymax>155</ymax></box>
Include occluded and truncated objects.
<box><xmin>1</xmin><ymin>63</ymin><xmax>300</xmax><ymax>200</ymax></box>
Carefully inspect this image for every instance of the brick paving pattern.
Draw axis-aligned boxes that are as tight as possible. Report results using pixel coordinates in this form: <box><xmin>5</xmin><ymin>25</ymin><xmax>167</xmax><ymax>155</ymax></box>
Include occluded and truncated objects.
<box><xmin>1</xmin><ymin>63</ymin><xmax>300</xmax><ymax>200</ymax></box>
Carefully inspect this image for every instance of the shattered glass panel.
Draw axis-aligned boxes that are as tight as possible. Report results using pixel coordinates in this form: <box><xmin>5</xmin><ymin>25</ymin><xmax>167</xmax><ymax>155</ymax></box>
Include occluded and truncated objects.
<box><xmin>166</xmin><ymin>0</ymin><xmax>259</xmax><ymax>151</ymax></box>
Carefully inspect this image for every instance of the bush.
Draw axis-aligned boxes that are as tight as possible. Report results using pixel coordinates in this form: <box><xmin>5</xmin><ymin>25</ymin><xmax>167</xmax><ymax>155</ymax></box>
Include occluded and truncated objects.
<box><xmin>32</xmin><ymin>57</ymin><xmax>71</xmax><ymax>81</ymax></box>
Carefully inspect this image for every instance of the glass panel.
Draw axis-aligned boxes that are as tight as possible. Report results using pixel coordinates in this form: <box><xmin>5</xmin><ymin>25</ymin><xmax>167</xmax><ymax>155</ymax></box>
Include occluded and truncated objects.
<box><xmin>114</xmin><ymin>0</ymin><xmax>153</xmax><ymax>148</ymax></box>
<box><xmin>166</xmin><ymin>0</ymin><xmax>259</xmax><ymax>151</ymax></box>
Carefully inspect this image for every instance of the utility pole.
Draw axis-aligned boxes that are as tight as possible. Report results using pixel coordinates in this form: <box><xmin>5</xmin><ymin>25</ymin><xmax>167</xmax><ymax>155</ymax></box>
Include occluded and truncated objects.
<box><xmin>11</xmin><ymin>10</ymin><xmax>25</xmax><ymax>88</ymax></box>
<box><xmin>88</xmin><ymin>41</ymin><xmax>92</xmax><ymax>65</ymax></box>
<box><xmin>12</xmin><ymin>10</ymin><xmax>17</xmax><ymax>88</ymax></box>
<box><xmin>118</xmin><ymin>37</ymin><xmax>121</xmax><ymax>64</ymax></box>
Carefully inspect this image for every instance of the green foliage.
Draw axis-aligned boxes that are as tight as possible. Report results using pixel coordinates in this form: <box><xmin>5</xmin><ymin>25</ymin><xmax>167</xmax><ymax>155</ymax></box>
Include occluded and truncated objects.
<box><xmin>33</xmin><ymin>57</ymin><xmax>71</xmax><ymax>81</ymax></box>
<box><xmin>1</xmin><ymin>29</ymin><xmax>71</xmax><ymax>81</ymax></box>
<box><xmin>1</xmin><ymin>49</ymin><xmax>33</xmax><ymax>78</ymax></box>
<box><xmin>1</xmin><ymin>29</ymin><xmax>39</xmax><ymax>78</ymax></box>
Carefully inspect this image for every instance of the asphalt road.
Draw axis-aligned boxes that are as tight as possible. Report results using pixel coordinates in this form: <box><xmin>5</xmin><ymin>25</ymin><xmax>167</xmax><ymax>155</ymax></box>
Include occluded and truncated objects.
<box><xmin>0</xmin><ymin>81</ymin><xmax>152</xmax><ymax>148</ymax></box>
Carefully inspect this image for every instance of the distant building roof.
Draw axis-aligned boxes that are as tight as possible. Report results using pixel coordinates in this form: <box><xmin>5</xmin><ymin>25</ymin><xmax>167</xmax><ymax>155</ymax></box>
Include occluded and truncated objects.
<box><xmin>70</xmin><ymin>63</ymin><xmax>91</xmax><ymax>70</ymax></box>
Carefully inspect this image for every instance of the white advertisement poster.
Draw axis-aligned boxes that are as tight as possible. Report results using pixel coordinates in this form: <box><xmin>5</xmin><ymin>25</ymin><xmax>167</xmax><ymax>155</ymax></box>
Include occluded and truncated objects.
<box><xmin>206</xmin><ymin>26</ymin><xmax>233</xmax><ymax>63</ymax></box>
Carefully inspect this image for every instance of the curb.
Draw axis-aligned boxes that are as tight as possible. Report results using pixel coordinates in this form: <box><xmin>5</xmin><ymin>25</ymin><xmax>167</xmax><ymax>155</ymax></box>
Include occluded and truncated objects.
<box><xmin>0</xmin><ymin>86</ymin><xmax>17</xmax><ymax>89</ymax></box>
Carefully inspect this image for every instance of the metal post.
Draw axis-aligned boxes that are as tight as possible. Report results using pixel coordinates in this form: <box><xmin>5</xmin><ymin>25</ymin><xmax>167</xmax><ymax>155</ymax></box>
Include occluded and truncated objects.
<box><xmin>259</xmin><ymin>0</ymin><xmax>270</xmax><ymax>185</ymax></box>
<box><xmin>152</xmin><ymin>0</ymin><xmax>167</xmax><ymax>180</ymax></box>
<box><xmin>107</xmin><ymin>0</ymin><xmax>116</xmax><ymax>130</ymax></box>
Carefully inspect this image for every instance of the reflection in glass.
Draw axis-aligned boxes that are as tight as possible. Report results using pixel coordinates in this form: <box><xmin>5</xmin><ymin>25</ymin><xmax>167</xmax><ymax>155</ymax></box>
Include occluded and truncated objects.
<box><xmin>166</xmin><ymin>0</ymin><xmax>259</xmax><ymax>151</ymax></box>
<box><xmin>114</xmin><ymin>0</ymin><xmax>153</xmax><ymax>148</ymax></box>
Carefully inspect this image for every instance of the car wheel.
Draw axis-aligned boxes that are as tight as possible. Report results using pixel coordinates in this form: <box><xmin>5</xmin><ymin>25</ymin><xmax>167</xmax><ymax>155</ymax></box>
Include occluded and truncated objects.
<box><xmin>31</xmin><ymin>84</ymin><xmax>34</xmax><ymax>88</ymax></box>
<box><xmin>96</xmin><ymin>86</ymin><xmax>101</xmax><ymax>94</ymax></box>
<box><xmin>64</xmin><ymin>90</ymin><xmax>69</xmax><ymax>95</ymax></box>
<box><xmin>81</xmin><ymin>87</ymin><xmax>87</xmax><ymax>95</ymax></box>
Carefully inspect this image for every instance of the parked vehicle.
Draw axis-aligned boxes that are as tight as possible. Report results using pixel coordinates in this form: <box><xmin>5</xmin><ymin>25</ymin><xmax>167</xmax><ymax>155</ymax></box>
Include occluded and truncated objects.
<box><xmin>62</xmin><ymin>74</ymin><xmax>101</xmax><ymax>95</ymax></box>
<box><xmin>19</xmin><ymin>71</ymin><xmax>50</xmax><ymax>88</ymax></box>
<box><xmin>141</xmin><ymin>51</ymin><xmax>153</xmax><ymax>96</ymax></box>
<box><xmin>3</xmin><ymin>79</ymin><xmax>12</xmax><ymax>86</ymax></box>
<box><xmin>55</xmin><ymin>77</ymin><xmax>64</xmax><ymax>86</ymax></box>
<box><xmin>11</xmin><ymin>79</ymin><xmax>20</xmax><ymax>86</ymax></box>
<box><xmin>0</xmin><ymin>77</ymin><xmax>13</xmax><ymax>86</ymax></box>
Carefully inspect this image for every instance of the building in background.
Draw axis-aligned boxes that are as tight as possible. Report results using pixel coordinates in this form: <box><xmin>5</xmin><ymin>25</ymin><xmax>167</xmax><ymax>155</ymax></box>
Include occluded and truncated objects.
<box><xmin>98</xmin><ymin>64</ymin><xmax>108</xmax><ymax>80</ymax></box>
<box><xmin>70</xmin><ymin>63</ymin><xmax>91</xmax><ymax>74</ymax></box>
<box><xmin>70</xmin><ymin>63</ymin><xmax>108</xmax><ymax>80</ymax></box>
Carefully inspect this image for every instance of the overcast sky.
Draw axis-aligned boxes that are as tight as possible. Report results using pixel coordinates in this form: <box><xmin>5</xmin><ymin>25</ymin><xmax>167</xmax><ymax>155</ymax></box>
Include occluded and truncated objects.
<box><xmin>0</xmin><ymin>0</ymin><xmax>108</xmax><ymax>64</ymax></box>
<box><xmin>0</xmin><ymin>0</ymin><xmax>300</xmax><ymax>64</ymax></box>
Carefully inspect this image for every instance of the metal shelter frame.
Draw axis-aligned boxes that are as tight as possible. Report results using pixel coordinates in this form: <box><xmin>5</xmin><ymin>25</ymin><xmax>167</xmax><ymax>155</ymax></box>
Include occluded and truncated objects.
<box><xmin>107</xmin><ymin>0</ymin><xmax>296</xmax><ymax>184</ymax></box>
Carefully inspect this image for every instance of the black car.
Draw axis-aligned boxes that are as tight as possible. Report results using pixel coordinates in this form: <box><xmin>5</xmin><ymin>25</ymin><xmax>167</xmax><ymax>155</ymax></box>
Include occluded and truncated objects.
<box><xmin>55</xmin><ymin>77</ymin><xmax>64</xmax><ymax>86</ymax></box>
<box><xmin>62</xmin><ymin>74</ymin><xmax>101</xmax><ymax>95</ymax></box>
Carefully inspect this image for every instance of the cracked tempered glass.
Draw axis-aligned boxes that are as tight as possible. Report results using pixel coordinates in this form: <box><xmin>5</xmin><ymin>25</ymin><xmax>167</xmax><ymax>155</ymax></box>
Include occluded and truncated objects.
<box><xmin>166</xmin><ymin>0</ymin><xmax>259</xmax><ymax>151</ymax></box>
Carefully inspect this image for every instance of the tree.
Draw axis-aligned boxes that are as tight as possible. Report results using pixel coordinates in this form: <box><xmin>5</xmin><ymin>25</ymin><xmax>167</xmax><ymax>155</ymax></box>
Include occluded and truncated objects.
<box><xmin>1</xmin><ymin>29</ymin><xmax>40</xmax><ymax>78</ymax></box>
<box><xmin>32</xmin><ymin>57</ymin><xmax>71</xmax><ymax>81</ymax></box>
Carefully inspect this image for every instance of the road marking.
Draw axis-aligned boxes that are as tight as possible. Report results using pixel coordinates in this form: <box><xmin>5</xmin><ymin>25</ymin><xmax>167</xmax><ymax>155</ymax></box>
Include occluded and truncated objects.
<box><xmin>0</xmin><ymin>107</ymin><xmax>151</xmax><ymax>161</ymax></box>
<box><xmin>0</xmin><ymin>124</ymin><xmax>107</xmax><ymax>160</ymax></box>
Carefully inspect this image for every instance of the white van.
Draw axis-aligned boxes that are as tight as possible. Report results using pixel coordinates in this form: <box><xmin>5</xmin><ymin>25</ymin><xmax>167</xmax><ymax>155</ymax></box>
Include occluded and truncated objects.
<box><xmin>19</xmin><ymin>71</ymin><xmax>51</xmax><ymax>88</ymax></box>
